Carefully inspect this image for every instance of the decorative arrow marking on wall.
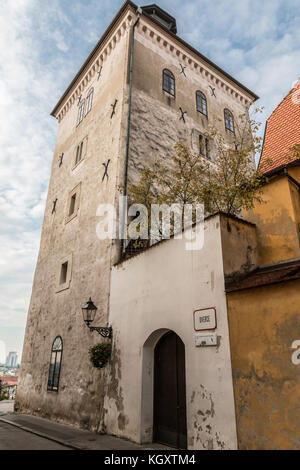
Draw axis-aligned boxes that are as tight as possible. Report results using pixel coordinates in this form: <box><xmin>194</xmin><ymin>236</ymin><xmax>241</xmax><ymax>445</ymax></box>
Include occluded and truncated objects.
<box><xmin>102</xmin><ymin>159</ymin><xmax>111</xmax><ymax>182</ymax></box>
<box><xmin>52</xmin><ymin>199</ymin><xmax>58</xmax><ymax>214</ymax></box>
<box><xmin>209</xmin><ymin>86</ymin><xmax>216</xmax><ymax>97</ymax></box>
<box><xmin>110</xmin><ymin>99</ymin><xmax>118</xmax><ymax>119</ymax></box>
<box><xmin>97</xmin><ymin>66</ymin><xmax>103</xmax><ymax>81</ymax></box>
<box><xmin>179</xmin><ymin>107</ymin><xmax>187</xmax><ymax>123</ymax></box>
<box><xmin>59</xmin><ymin>153</ymin><xmax>64</xmax><ymax>167</ymax></box>
<box><xmin>179</xmin><ymin>63</ymin><xmax>187</xmax><ymax>77</ymax></box>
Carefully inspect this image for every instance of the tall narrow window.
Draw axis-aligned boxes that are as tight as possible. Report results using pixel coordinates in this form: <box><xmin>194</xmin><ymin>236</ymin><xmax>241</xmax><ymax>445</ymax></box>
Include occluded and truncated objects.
<box><xmin>85</xmin><ymin>88</ymin><xmax>94</xmax><ymax>115</ymax></box>
<box><xmin>77</xmin><ymin>99</ymin><xmax>85</xmax><ymax>125</ymax></box>
<box><xmin>196</xmin><ymin>91</ymin><xmax>207</xmax><ymax>116</ymax></box>
<box><xmin>60</xmin><ymin>261</ymin><xmax>68</xmax><ymax>285</ymax></box>
<box><xmin>199</xmin><ymin>134</ymin><xmax>205</xmax><ymax>156</ymax></box>
<box><xmin>163</xmin><ymin>69</ymin><xmax>175</xmax><ymax>96</ymax></box>
<box><xmin>47</xmin><ymin>337</ymin><xmax>63</xmax><ymax>392</ymax></box>
<box><xmin>75</xmin><ymin>141</ymin><xmax>84</xmax><ymax>165</ymax></box>
<box><xmin>224</xmin><ymin>108</ymin><xmax>235</xmax><ymax>132</ymax></box>
<box><xmin>199</xmin><ymin>134</ymin><xmax>211</xmax><ymax>159</ymax></box>
<box><xmin>69</xmin><ymin>194</ymin><xmax>76</xmax><ymax>216</ymax></box>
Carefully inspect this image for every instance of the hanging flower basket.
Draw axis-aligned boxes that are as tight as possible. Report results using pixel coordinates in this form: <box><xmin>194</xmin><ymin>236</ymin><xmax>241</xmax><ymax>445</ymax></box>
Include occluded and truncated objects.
<box><xmin>89</xmin><ymin>343</ymin><xmax>111</xmax><ymax>369</ymax></box>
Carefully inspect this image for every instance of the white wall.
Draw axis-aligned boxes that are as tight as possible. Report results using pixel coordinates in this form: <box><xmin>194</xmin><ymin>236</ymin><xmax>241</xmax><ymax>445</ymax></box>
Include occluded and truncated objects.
<box><xmin>106</xmin><ymin>215</ymin><xmax>237</xmax><ymax>450</ymax></box>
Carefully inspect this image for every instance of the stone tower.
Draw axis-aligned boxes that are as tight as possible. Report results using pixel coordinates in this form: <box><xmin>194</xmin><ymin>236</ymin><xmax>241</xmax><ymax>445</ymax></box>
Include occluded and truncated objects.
<box><xmin>16</xmin><ymin>1</ymin><xmax>258</xmax><ymax>434</ymax></box>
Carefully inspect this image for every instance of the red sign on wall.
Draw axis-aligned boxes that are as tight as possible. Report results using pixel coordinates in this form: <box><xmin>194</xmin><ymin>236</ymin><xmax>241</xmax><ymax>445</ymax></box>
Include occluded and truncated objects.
<box><xmin>194</xmin><ymin>307</ymin><xmax>217</xmax><ymax>331</ymax></box>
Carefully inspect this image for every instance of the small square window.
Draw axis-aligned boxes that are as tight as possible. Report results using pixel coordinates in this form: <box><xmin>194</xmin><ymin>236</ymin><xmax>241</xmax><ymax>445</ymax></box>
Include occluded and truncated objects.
<box><xmin>56</xmin><ymin>255</ymin><xmax>73</xmax><ymax>293</ymax></box>
<box><xmin>65</xmin><ymin>183</ymin><xmax>81</xmax><ymax>224</ymax></box>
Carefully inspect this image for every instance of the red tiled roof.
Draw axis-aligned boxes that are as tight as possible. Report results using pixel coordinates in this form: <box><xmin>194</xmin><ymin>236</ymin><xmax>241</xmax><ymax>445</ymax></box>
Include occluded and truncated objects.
<box><xmin>0</xmin><ymin>376</ymin><xmax>18</xmax><ymax>387</ymax></box>
<box><xmin>259</xmin><ymin>79</ymin><xmax>300</xmax><ymax>174</ymax></box>
<box><xmin>226</xmin><ymin>260</ymin><xmax>300</xmax><ymax>292</ymax></box>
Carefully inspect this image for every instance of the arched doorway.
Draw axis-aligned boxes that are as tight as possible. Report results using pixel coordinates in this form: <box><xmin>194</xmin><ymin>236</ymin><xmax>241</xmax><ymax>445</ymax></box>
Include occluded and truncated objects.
<box><xmin>153</xmin><ymin>331</ymin><xmax>187</xmax><ymax>449</ymax></box>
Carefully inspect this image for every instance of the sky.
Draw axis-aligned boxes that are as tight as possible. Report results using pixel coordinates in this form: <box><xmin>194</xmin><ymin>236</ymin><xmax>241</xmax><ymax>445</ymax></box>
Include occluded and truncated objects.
<box><xmin>0</xmin><ymin>0</ymin><xmax>300</xmax><ymax>360</ymax></box>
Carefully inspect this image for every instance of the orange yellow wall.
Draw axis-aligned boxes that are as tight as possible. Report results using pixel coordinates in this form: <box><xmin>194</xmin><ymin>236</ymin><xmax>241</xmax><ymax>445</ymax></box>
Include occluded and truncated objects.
<box><xmin>288</xmin><ymin>166</ymin><xmax>300</xmax><ymax>183</ymax></box>
<box><xmin>227</xmin><ymin>280</ymin><xmax>300</xmax><ymax>449</ymax></box>
<box><xmin>220</xmin><ymin>215</ymin><xmax>258</xmax><ymax>280</ymax></box>
<box><xmin>244</xmin><ymin>175</ymin><xmax>300</xmax><ymax>265</ymax></box>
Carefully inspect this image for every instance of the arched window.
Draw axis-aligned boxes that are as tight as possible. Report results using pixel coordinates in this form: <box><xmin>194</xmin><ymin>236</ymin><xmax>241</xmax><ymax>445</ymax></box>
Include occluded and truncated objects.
<box><xmin>224</xmin><ymin>108</ymin><xmax>235</xmax><ymax>132</ymax></box>
<box><xmin>85</xmin><ymin>88</ymin><xmax>94</xmax><ymax>115</ymax></box>
<box><xmin>196</xmin><ymin>91</ymin><xmax>207</xmax><ymax>116</ymax></box>
<box><xmin>163</xmin><ymin>69</ymin><xmax>175</xmax><ymax>96</ymax></box>
<box><xmin>47</xmin><ymin>337</ymin><xmax>63</xmax><ymax>392</ymax></box>
<box><xmin>77</xmin><ymin>98</ymin><xmax>85</xmax><ymax>126</ymax></box>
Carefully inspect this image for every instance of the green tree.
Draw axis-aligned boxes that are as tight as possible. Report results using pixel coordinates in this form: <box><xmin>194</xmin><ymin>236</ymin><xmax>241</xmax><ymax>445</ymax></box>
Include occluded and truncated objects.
<box><xmin>128</xmin><ymin>110</ymin><xmax>265</xmax><ymax>220</ymax></box>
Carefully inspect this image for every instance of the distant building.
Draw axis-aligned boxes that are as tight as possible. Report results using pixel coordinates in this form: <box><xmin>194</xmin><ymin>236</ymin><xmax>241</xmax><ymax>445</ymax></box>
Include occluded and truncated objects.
<box><xmin>0</xmin><ymin>376</ymin><xmax>18</xmax><ymax>400</ymax></box>
<box><xmin>6</xmin><ymin>352</ymin><xmax>18</xmax><ymax>368</ymax></box>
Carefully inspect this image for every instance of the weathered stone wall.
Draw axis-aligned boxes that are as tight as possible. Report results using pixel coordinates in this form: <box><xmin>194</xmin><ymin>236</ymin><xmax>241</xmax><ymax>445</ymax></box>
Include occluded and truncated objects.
<box><xmin>244</xmin><ymin>175</ymin><xmax>300</xmax><ymax>266</ymax></box>
<box><xmin>127</xmin><ymin>24</ymin><xmax>254</xmax><ymax>186</ymax></box>
<box><xmin>227</xmin><ymin>280</ymin><xmax>300</xmax><ymax>449</ymax></box>
<box><xmin>16</xmin><ymin>16</ymin><xmax>132</xmax><ymax>430</ymax></box>
<box><xmin>220</xmin><ymin>214</ymin><xmax>258</xmax><ymax>282</ymax></box>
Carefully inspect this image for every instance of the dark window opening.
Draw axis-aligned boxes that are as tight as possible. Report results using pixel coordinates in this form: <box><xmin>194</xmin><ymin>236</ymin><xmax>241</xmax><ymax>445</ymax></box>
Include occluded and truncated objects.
<box><xmin>163</xmin><ymin>69</ymin><xmax>175</xmax><ymax>96</ymax></box>
<box><xmin>60</xmin><ymin>262</ymin><xmax>68</xmax><ymax>285</ymax></box>
<box><xmin>196</xmin><ymin>91</ymin><xmax>207</xmax><ymax>116</ymax></box>
<box><xmin>224</xmin><ymin>108</ymin><xmax>235</xmax><ymax>132</ymax></box>
<box><xmin>75</xmin><ymin>142</ymin><xmax>83</xmax><ymax>165</ymax></box>
<box><xmin>47</xmin><ymin>337</ymin><xmax>63</xmax><ymax>392</ymax></box>
<box><xmin>69</xmin><ymin>194</ymin><xmax>76</xmax><ymax>216</ymax></box>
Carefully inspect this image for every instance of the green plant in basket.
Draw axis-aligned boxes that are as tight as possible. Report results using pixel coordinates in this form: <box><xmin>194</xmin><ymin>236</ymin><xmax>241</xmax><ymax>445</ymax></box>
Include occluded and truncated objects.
<box><xmin>89</xmin><ymin>343</ymin><xmax>112</xmax><ymax>369</ymax></box>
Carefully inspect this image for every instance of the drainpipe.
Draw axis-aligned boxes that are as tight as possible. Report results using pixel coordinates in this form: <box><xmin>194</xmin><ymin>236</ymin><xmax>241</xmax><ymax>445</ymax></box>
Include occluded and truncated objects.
<box><xmin>120</xmin><ymin>6</ymin><xmax>142</xmax><ymax>260</ymax></box>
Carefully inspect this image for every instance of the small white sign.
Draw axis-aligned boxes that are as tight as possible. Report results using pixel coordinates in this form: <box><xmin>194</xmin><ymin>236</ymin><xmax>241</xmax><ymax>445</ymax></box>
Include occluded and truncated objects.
<box><xmin>194</xmin><ymin>308</ymin><xmax>217</xmax><ymax>331</ymax></box>
<box><xmin>291</xmin><ymin>340</ymin><xmax>300</xmax><ymax>365</ymax></box>
<box><xmin>195</xmin><ymin>333</ymin><xmax>218</xmax><ymax>347</ymax></box>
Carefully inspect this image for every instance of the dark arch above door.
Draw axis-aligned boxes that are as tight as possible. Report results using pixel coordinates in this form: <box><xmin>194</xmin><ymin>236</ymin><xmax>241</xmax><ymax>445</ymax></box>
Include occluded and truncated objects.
<box><xmin>153</xmin><ymin>331</ymin><xmax>187</xmax><ymax>449</ymax></box>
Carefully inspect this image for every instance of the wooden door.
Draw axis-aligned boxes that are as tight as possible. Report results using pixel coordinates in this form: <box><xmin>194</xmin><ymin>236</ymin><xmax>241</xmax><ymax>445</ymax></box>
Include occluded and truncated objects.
<box><xmin>153</xmin><ymin>332</ymin><xmax>187</xmax><ymax>449</ymax></box>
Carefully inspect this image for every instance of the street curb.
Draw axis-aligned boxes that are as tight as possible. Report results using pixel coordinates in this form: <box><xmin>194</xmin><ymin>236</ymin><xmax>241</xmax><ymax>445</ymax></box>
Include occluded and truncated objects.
<box><xmin>0</xmin><ymin>416</ymin><xmax>85</xmax><ymax>450</ymax></box>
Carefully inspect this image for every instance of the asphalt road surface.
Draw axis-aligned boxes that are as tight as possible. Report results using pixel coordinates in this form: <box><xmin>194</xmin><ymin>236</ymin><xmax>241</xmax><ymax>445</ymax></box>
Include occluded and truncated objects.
<box><xmin>0</xmin><ymin>420</ymin><xmax>70</xmax><ymax>450</ymax></box>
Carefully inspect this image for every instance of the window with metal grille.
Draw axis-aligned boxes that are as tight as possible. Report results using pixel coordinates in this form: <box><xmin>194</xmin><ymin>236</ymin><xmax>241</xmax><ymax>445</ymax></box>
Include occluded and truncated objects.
<box><xmin>47</xmin><ymin>337</ymin><xmax>63</xmax><ymax>392</ymax></box>
<box><xmin>77</xmin><ymin>99</ymin><xmax>85</xmax><ymax>125</ymax></box>
<box><xmin>196</xmin><ymin>91</ymin><xmax>207</xmax><ymax>116</ymax></box>
<box><xmin>163</xmin><ymin>69</ymin><xmax>175</xmax><ymax>96</ymax></box>
<box><xmin>224</xmin><ymin>108</ymin><xmax>235</xmax><ymax>132</ymax></box>
<box><xmin>85</xmin><ymin>88</ymin><xmax>94</xmax><ymax>115</ymax></box>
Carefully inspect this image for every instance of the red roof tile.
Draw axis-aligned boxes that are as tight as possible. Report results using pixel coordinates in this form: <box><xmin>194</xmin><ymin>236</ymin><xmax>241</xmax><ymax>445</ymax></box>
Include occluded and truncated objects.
<box><xmin>0</xmin><ymin>376</ymin><xmax>18</xmax><ymax>386</ymax></box>
<box><xmin>226</xmin><ymin>260</ymin><xmax>300</xmax><ymax>292</ymax></box>
<box><xmin>259</xmin><ymin>79</ymin><xmax>300</xmax><ymax>174</ymax></box>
